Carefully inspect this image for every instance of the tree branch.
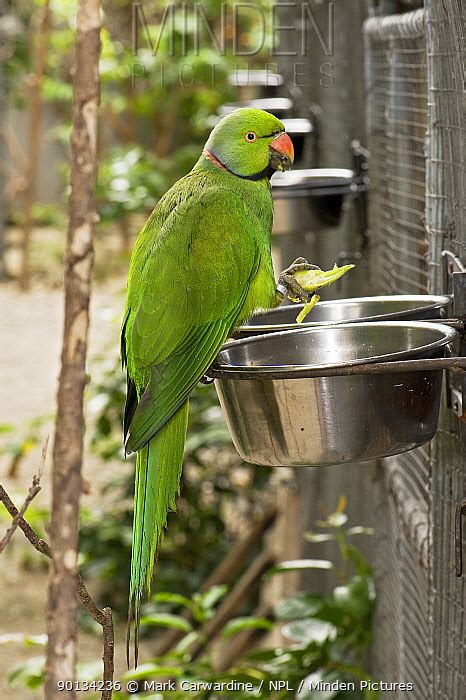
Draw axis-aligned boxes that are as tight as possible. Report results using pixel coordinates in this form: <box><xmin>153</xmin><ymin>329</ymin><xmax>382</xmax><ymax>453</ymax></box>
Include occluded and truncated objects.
<box><xmin>45</xmin><ymin>0</ymin><xmax>101</xmax><ymax>696</ymax></box>
<box><xmin>76</xmin><ymin>580</ymin><xmax>114</xmax><ymax>695</ymax></box>
<box><xmin>0</xmin><ymin>481</ymin><xmax>114</xmax><ymax>700</ymax></box>
<box><xmin>0</xmin><ymin>479</ymin><xmax>41</xmax><ymax>552</ymax></box>
<box><xmin>0</xmin><ymin>438</ymin><xmax>48</xmax><ymax>553</ymax></box>
<box><xmin>0</xmin><ymin>482</ymin><xmax>52</xmax><ymax>557</ymax></box>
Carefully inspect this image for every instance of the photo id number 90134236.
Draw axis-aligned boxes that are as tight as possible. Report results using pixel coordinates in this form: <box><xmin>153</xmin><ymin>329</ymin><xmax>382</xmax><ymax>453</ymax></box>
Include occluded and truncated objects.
<box><xmin>57</xmin><ymin>681</ymin><xmax>122</xmax><ymax>692</ymax></box>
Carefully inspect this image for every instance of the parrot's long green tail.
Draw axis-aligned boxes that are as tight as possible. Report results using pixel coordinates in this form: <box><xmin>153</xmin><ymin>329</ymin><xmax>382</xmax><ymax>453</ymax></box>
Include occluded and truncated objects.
<box><xmin>127</xmin><ymin>400</ymin><xmax>189</xmax><ymax>667</ymax></box>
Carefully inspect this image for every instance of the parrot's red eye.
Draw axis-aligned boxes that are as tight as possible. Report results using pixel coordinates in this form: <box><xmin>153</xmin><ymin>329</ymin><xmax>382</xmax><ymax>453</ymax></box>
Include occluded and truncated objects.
<box><xmin>245</xmin><ymin>131</ymin><xmax>257</xmax><ymax>142</ymax></box>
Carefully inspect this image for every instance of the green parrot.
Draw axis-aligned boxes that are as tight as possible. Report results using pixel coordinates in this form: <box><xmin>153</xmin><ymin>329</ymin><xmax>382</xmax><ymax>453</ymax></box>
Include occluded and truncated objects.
<box><xmin>122</xmin><ymin>108</ymin><xmax>309</xmax><ymax>662</ymax></box>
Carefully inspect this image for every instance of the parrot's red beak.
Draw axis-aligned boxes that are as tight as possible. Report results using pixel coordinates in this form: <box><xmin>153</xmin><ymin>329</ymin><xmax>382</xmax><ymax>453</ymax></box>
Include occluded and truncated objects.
<box><xmin>269</xmin><ymin>132</ymin><xmax>294</xmax><ymax>171</ymax></box>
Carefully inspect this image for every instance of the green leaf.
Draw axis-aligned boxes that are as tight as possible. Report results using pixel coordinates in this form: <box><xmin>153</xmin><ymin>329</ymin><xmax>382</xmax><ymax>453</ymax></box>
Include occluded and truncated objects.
<box><xmin>269</xmin><ymin>559</ymin><xmax>333</xmax><ymax>576</ymax></box>
<box><xmin>303</xmin><ymin>532</ymin><xmax>335</xmax><ymax>543</ymax></box>
<box><xmin>222</xmin><ymin>616</ymin><xmax>274</xmax><ymax>639</ymax></box>
<box><xmin>281</xmin><ymin>618</ymin><xmax>337</xmax><ymax>645</ymax></box>
<box><xmin>8</xmin><ymin>656</ymin><xmax>45</xmax><ymax>689</ymax></box>
<box><xmin>42</xmin><ymin>76</ymin><xmax>73</xmax><ymax>102</ymax></box>
<box><xmin>346</xmin><ymin>526</ymin><xmax>374</xmax><ymax>537</ymax></box>
<box><xmin>293</xmin><ymin>265</ymin><xmax>355</xmax><ymax>302</ymax></box>
<box><xmin>275</xmin><ymin>593</ymin><xmax>323</xmax><ymax>621</ymax></box>
<box><xmin>342</xmin><ymin>544</ymin><xmax>373</xmax><ymax>576</ymax></box>
<box><xmin>244</xmin><ymin>648</ymin><xmax>282</xmax><ymax>662</ymax></box>
<box><xmin>140</xmin><ymin>613</ymin><xmax>193</xmax><ymax>633</ymax></box>
<box><xmin>0</xmin><ymin>633</ymin><xmax>47</xmax><ymax>647</ymax></box>
<box><xmin>309</xmin><ymin>601</ymin><xmax>348</xmax><ymax>628</ymax></box>
<box><xmin>124</xmin><ymin>664</ymin><xmax>183</xmax><ymax>681</ymax></box>
<box><xmin>333</xmin><ymin>575</ymin><xmax>376</xmax><ymax>621</ymax></box>
<box><xmin>197</xmin><ymin>584</ymin><xmax>228</xmax><ymax>612</ymax></box>
<box><xmin>152</xmin><ymin>591</ymin><xmax>195</xmax><ymax>611</ymax></box>
<box><xmin>297</xmin><ymin>671</ymin><xmax>339</xmax><ymax>699</ymax></box>
<box><xmin>174</xmin><ymin>630</ymin><xmax>202</xmax><ymax>654</ymax></box>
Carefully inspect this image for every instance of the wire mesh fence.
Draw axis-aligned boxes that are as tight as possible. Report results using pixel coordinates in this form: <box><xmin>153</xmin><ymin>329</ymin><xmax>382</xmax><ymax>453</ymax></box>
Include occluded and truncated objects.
<box><xmin>424</xmin><ymin>5</ymin><xmax>465</xmax><ymax>698</ymax></box>
<box><xmin>365</xmin><ymin>6</ymin><xmax>465</xmax><ymax>698</ymax></box>
<box><xmin>365</xmin><ymin>9</ymin><xmax>428</xmax><ymax>295</ymax></box>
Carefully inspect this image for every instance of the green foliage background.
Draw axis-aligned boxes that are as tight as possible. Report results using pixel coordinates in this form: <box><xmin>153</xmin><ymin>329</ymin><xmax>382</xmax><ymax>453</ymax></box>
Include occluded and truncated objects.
<box><xmin>8</xmin><ymin>508</ymin><xmax>378</xmax><ymax>698</ymax></box>
<box><xmin>6</xmin><ymin>0</ymin><xmax>274</xmax><ymax>224</ymax></box>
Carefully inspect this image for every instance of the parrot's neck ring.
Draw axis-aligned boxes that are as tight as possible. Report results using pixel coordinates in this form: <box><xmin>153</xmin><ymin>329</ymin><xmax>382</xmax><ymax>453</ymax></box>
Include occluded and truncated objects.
<box><xmin>203</xmin><ymin>148</ymin><xmax>273</xmax><ymax>181</ymax></box>
<box><xmin>203</xmin><ymin>148</ymin><xmax>230</xmax><ymax>173</ymax></box>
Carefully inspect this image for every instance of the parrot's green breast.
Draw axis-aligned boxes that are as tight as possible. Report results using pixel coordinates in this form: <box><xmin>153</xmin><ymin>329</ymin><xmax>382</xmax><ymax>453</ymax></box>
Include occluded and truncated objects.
<box><xmin>123</xmin><ymin>162</ymin><xmax>276</xmax><ymax>434</ymax></box>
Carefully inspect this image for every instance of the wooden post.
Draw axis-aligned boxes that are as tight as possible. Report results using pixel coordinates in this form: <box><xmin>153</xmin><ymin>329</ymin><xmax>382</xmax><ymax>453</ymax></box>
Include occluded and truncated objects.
<box><xmin>261</xmin><ymin>468</ymin><xmax>302</xmax><ymax>646</ymax></box>
<box><xmin>19</xmin><ymin>0</ymin><xmax>51</xmax><ymax>291</ymax></box>
<box><xmin>44</xmin><ymin>1</ymin><xmax>101</xmax><ymax>697</ymax></box>
<box><xmin>0</xmin><ymin>6</ymin><xmax>7</xmax><ymax>280</ymax></box>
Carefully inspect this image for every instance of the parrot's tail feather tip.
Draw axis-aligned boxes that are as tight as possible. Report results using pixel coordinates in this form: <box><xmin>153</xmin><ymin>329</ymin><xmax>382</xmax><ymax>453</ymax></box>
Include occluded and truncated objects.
<box><xmin>126</xmin><ymin>604</ymin><xmax>133</xmax><ymax>669</ymax></box>
<box><xmin>125</xmin><ymin>632</ymin><xmax>130</xmax><ymax>669</ymax></box>
<box><xmin>126</xmin><ymin>605</ymin><xmax>140</xmax><ymax>670</ymax></box>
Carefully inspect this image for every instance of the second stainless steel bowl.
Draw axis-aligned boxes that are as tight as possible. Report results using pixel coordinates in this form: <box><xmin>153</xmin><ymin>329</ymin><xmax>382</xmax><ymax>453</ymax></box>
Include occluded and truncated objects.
<box><xmin>236</xmin><ymin>295</ymin><xmax>451</xmax><ymax>338</ymax></box>
<box><xmin>214</xmin><ymin>322</ymin><xmax>456</xmax><ymax>467</ymax></box>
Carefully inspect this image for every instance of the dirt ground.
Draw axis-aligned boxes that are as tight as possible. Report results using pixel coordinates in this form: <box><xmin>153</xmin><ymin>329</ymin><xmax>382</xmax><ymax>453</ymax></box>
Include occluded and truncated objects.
<box><xmin>0</xmin><ymin>276</ymin><xmax>136</xmax><ymax>698</ymax></box>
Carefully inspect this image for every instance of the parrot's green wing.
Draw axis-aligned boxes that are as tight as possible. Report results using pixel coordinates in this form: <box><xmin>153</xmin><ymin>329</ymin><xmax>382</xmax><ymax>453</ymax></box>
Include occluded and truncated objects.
<box><xmin>124</xmin><ymin>187</ymin><xmax>261</xmax><ymax>451</ymax></box>
<box><xmin>127</xmin><ymin>317</ymin><xmax>238</xmax><ymax>452</ymax></box>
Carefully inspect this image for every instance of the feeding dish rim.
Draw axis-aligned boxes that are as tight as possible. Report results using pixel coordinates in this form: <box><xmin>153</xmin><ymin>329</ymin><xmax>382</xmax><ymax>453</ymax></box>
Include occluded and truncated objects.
<box><xmin>215</xmin><ymin>321</ymin><xmax>457</xmax><ymax>376</ymax></box>
<box><xmin>239</xmin><ymin>294</ymin><xmax>452</xmax><ymax>333</ymax></box>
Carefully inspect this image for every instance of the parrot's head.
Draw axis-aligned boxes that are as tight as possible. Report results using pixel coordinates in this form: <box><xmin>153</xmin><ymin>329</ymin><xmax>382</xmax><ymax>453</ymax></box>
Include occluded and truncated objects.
<box><xmin>202</xmin><ymin>108</ymin><xmax>294</xmax><ymax>180</ymax></box>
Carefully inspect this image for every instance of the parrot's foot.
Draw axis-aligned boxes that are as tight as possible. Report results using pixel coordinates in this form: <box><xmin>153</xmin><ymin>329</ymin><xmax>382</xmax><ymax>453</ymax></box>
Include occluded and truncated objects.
<box><xmin>278</xmin><ymin>257</ymin><xmax>321</xmax><ymax>303</ymax></box>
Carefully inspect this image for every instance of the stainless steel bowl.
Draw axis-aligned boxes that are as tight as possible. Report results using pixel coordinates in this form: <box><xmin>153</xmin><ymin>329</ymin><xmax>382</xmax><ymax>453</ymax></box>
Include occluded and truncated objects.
<box><xmin>228</xmin><ymin>70</ymin><xmax>283</xmax><ymax>100</ymax></box>
<box><xmin>236</xmin><ymin>295</ymin><xmax>451</xmax><ymax>338</ymax></box>
<box><xmin>214</xmin><ymin>322</ymin><xmax>457</xmax><ymax>467</ymax></box>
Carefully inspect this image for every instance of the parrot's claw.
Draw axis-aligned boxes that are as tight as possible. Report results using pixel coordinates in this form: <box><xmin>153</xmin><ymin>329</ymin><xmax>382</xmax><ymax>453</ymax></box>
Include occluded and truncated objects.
<box><xmin>278</xmin><ymin>258</ymin><xmax>321</xmax><ymax>304</ymax></box>
<box><xmin>286</xmin><ymin>257</ymin><xmax>320</xmax><ymax>272</ymax></box>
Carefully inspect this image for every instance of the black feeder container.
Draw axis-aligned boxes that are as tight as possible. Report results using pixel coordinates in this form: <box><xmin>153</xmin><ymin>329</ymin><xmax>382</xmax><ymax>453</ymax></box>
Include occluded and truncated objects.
<box><xmin>281</xmin><ymin>118</ymin><xmax>313</xmax><ymax>165</ymax></box>
<box><xmin>271</xmin><ymin>168</ymin><xmax>365</xmax><ymax>289</ymax></box>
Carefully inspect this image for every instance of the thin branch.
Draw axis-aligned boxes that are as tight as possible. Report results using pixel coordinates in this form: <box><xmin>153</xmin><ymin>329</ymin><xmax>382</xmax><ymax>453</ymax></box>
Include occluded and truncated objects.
<box><xmin>0</xmin><ymin>484</ymin><xmax>114</xmax><ymax>700</ymax></box>
<box><xmin>0</xmin><ymin>484</ymin><xmax>51</xmax><ymax>557</ymax></box>
<box><xmin>0</xmin><ymin>439</ymin><xmax>48</xmax><ymax>552</ymax></box>
<box><xmin>76</xmin><ymin>580</ymin><xmax>114</xmax><ymax>697</ymax></box>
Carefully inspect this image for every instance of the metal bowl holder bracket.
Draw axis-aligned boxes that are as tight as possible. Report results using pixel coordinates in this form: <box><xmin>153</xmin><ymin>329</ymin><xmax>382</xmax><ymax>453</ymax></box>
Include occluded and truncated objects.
<box><xmin>442</xmin><ymin>250</ymin><xmax>466</xmax><ymax>578</ymax></box>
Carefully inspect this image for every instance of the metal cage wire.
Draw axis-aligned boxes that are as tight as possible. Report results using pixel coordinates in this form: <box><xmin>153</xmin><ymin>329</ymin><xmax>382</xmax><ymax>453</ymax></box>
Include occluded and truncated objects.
<box><xmin>365</xmin><ymin>6</ymin><xmax>465</xmax><ymax>699</ymax></box>
<box><xmin>365</xmin><ymin>9</ymin><xmax>428</xmax><ymax>296</ymax></box>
